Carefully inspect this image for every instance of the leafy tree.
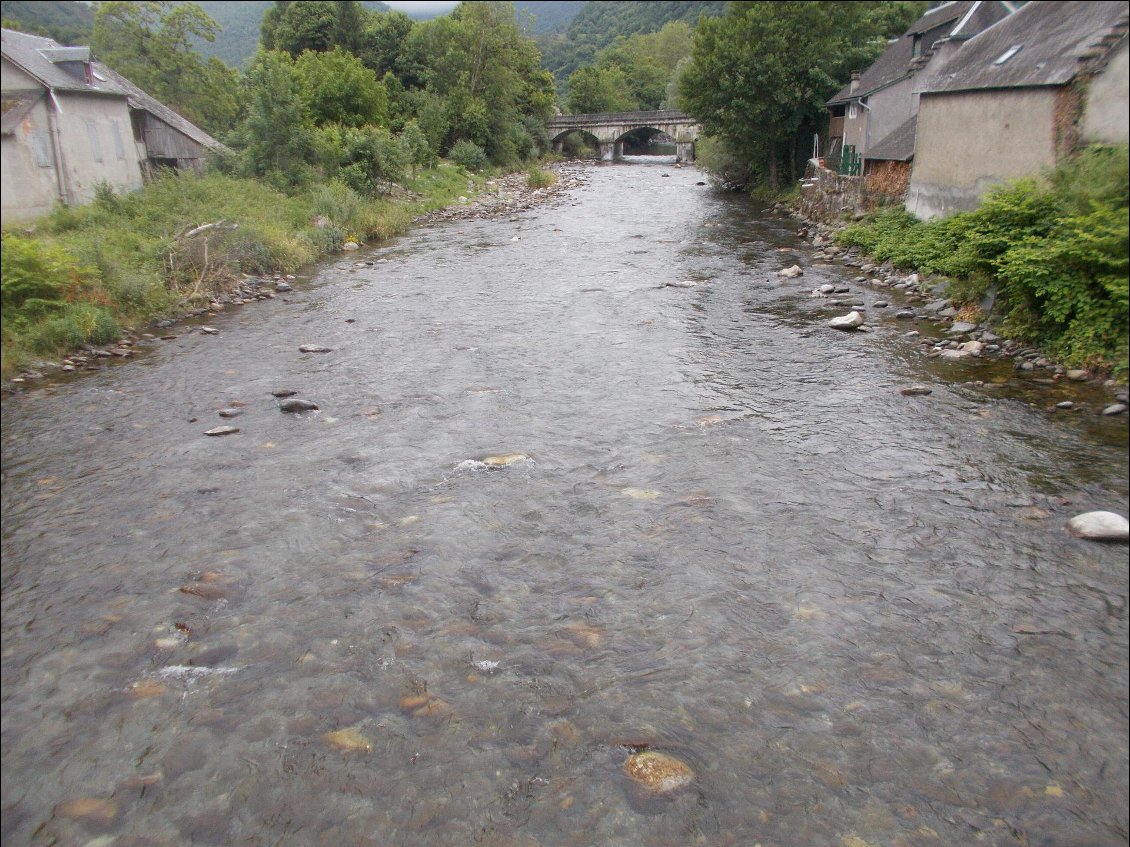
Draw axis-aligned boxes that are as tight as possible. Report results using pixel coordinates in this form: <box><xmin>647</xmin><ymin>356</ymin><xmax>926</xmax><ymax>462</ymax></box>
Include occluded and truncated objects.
<box><xmin>295</xmin><ymin>47</ymin><xmax>387</xmax><ymax>127</ymax></box>
<box><xmin>236</xmin><ymin>50</ymin><xmax>312</xmax><ymax>180</ymax></box>
<box><xmin>679</xmin><ymin>1</ymin><xmax>924</xmax><ymax>189</ymax></box>
<box><xmin>398</xmin><ymin>119</ymin><xmax>435</xmax><ymax>177</ymax></box>
<box><xmin>359</xmin><ymin>8</ymin><xmax>414</xmax><ymax>76</ymax></box>
<box><xmin>564</xmin><ymin>66</ymin><xmax>634</xmax><ymax>114</ymax></box>
<box><xmin>262</xmin><ymin>0</ymin><xmax>337</xmax><ymax>56</ymax></box>
<box><xmin>92</xmin><ymin>1</ymin><xmax>240</xmax><ymax>136</ymax></box>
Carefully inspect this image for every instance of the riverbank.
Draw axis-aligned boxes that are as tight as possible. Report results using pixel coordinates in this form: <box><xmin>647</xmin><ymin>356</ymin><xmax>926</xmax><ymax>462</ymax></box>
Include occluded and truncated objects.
<box><xmin>1</xmin><ymin>161</ymin><xmax>583</xmax><ymax>390</ymax></box>
<box><xmin>778</xmin><ymin>203</ymin><xmax>1129</xmax><ymax>417</ymax></box>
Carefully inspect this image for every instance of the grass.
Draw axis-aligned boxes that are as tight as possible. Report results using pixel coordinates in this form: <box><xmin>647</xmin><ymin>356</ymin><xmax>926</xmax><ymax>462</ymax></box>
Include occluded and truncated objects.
<box><xmin>2</xmin><ymin>164</ymin><xmax>479</xmax><ymax>379</ymax></box>
<box><xmin>526</xmin><ymin>167</ymin><xmax>557</xmax><ymax>189</ymax></box>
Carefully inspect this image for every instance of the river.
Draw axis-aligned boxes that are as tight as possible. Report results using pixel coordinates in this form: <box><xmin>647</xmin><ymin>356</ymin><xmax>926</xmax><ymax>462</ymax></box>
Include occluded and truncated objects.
<box><xmin>2</xmin><ymin>160</ymin><xmax>1127</xmax><ymax>847</ymax></box>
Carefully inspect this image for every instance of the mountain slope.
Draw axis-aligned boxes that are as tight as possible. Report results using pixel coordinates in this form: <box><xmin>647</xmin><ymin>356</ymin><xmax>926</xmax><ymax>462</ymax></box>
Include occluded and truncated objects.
<box><xmin>0</xmin><ymin>0</ymin><xmax>93</xmax><ymax>46</ymax></box>
<box><xmin>514</xmin><ymin>1</ymin><xmax>585</xmax><ymax>36</ymax></box>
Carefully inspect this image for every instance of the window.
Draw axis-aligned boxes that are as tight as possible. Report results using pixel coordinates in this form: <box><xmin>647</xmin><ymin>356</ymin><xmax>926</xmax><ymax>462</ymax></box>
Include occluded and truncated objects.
<box><xmin>31</xmin><ymin>130</ymin><xmax>53</xmax><ymax>168</ymax></box>
<box><xmin>912</xmin><ymin>34</ymin><xmax>923</xmax><ymax>58</ymax></box>
<box><xmin>110</xmin><ymin>120</ymin><xmax>126</xmax><ymax>160</ymax></box>
<box><xmin>85</xmin><ymin>118</ymin><xmax>102</xmax><ymax>162</ymax></box>
<box><xmin>847</xmin><ymin>102</ymin><xmax>859</xmax><ymax>120</ymax></box>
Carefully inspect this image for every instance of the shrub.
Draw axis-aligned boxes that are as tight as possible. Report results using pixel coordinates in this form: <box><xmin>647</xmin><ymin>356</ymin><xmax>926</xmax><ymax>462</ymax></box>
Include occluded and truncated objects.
<box><xmin>448</xmin><ymin>139</ymin><xmax>488</xmax><ymax>172</ymax></box>
<box><xmin>526</xmin><ymin>167</ymin><xmax>556</xmax><ymax>189</ymax></box>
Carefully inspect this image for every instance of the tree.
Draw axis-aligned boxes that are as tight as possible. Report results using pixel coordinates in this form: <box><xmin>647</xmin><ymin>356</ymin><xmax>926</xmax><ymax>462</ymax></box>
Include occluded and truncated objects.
<box><xmin>237</xmin><ymin>50</ymin><xmax>312</xmax><ymax>180</ymax></box>
<box><xmin>564</xmin><ymin>66</ymin><xmax>634</xmax><ymax>114</ymax></box>
<box><xmin>92</xmin><ymin>1</ymin><xmax>239</xmax><ymax>136</ymax></box>
<box><xmin>261</xmin><ymin>0</ymin><xmax>337</xmax><ymax>56</ymax></box>
<box><xmin>678</xmin><ymin>1</ymin><xmax>924</xmax><ymax>189</ymax></box>
<box><xmin>295</xmin><ymin>47</ymin><xmax>387</xmax><ymax>127</ymax></box>
<box><xmin>398</xmin><ymin>119</ymin><xmax>434</xmax><ymax>177</ymax></box>
<box><xmin>359</xmin><ymin>9</ymin><xmax>415</xmax><ymax>77</ymax></box>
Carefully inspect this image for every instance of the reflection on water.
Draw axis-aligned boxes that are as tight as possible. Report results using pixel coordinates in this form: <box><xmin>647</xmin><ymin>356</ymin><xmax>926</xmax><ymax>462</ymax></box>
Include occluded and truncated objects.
<box><xmin>2</xmin><ymin>162</ymin><xmax>1127</xmax><ymax>847</ymax></box>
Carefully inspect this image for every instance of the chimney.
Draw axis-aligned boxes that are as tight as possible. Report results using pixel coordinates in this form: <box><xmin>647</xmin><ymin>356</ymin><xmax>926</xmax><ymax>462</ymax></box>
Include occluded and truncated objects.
<box><xmin>849</xmin><ymin>72</ymin><xmax>861</xmax><ymax>94</ymax></box>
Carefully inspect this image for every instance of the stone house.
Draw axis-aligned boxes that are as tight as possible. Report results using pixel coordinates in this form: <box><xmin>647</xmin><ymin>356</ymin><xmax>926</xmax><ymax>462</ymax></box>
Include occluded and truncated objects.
<box><xmin>1</xmin><ymin>28</ymin><xmax>225</xmax><ymax>225</ymax></box>
<box><xmin>906</xmin><ymin>0</ymin><xmax>1129</xmax><ymax>219</ymax></box>
<box><xmin>825</xmin><ymin>1</ymin><xmax>1018</xmax><ymax>178</ymax></box>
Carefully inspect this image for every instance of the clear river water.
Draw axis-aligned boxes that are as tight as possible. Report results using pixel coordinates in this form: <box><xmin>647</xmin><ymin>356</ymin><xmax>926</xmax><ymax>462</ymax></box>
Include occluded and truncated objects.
<box><xmin>2</xmin><ymin>160</ymin><xmax>1127</xmax><ymax>847</ymax></box>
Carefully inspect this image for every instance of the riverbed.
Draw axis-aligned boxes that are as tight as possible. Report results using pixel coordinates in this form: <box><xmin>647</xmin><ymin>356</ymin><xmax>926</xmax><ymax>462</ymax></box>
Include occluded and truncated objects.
<box><xmin>2</xmin><ymin>159</ymin><xmax>1127</xmax><ymax>847</ymax></box>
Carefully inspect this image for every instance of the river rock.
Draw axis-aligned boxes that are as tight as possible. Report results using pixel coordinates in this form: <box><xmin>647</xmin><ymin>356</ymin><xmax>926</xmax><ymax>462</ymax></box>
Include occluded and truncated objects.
<box><xmin>482</xmin><ymin>453</ymin><xmax>530</xmax><ymax>467</ymax></box>
<box><xmin>298</xmin><ymin>344</ymin><xmax>332</xmax><ymax>353</ymax></box>
<box><xmin>938</xmin><ymin>348</ymin><xmax>970</xmax><ymax>360</ymax></box>
<box><xmin>900</xmin><ymin>385</ymin><xmax>933</xmax><ymax>396</ymax></box>
<box><xmin>663</xmin><ymin>280</ymin><xmax>697</xmax><ymax>288</ymax></box>
<box><xmin>624</xmin><ymin>751</ymin><xmax>695</xmax><ymax>794</ymax></box>
<box><xmin>55</xmin><ymin>797</ymin><xmax>119</xmax><ymax>829</ymax></box>
<box><xmin>1066</xmin><ymin>511</ymin><xmax>1129</xmax><ymax>541</ymax></box>
<box><xmin>323</xmin><ymin>727</ymin><xmax>374</xmax><ymax>752</ymax></box>
<box><xmin>948</xmin><ymin>321</ymin><xmax>978</xmax><ymax>334</ymax></box>
<box><xmin>279</xmin><ymin>398</ymin><xmax>319</xmax><ymax>413</ymax></box>
<box><xmin>1066</xmin><ymin>369</ymin><xmax>1089</xmax><ymax>382</ymax></box>
<box><xmin>960</xmin><ymin>340</ymin><xmax>985</xmax><ymax>356</ymax></box>
<box><xmin>777</xmin><ymin>265</ymin><xmax>803</xmax><ymax>278</ymax></box>
<box><xmin>200</xmin><ymin>326</ymin><xmax>219</xmax><ymax>335</ymax></box>
<box><xmin>1101</xmin><ymin>403</ymin><xmax>1127</xmax><ymax>416</ymax></box>
<box><xmin>828</xmin><ymin>311</ymin><xmax>864</xmax><ymax>330</ymax></box>
<box><xmin>271</xmin><ymin>389</ymin><xmax>298</xmax><ymax>397</ymax></box>
<box><xmin>1055</xmin><ymin>401</ymin><xmax>1075</xmax><ymax>410</ymax></box>
<box><xmin>204</xmin><ymin>426</ymin><xmax>240</xmax><ymax>436</ymax></box>
<box><xmin>342</xmin><ymin>241</ymin><xmax>360</xmax><ymax>251</ymax></box>
<box><xmin>275</xmin><ymin>281</ymin><xmax>292</xmax><ymax>292</ymax></box>
<box><xmin>217</xmin><ymin>408</ymin><xmax>243</xmax><ymax>418</ymax></box>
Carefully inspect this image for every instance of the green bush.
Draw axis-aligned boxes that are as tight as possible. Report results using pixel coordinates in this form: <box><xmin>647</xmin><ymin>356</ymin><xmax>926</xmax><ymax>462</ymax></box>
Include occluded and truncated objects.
<box><xmin>836</xmin><ymin>145</ymin><xmax>1129</xmax><ymax>373</ymax></box>
<box><xmin>448</xmin><ymin>139</ymin><xmax>488</xmax><ymax>172</ymax></box>
<box><xmin>526</xmin><ymin>167</ymin><xmax>557</xmax><ymax>189</ymax></box>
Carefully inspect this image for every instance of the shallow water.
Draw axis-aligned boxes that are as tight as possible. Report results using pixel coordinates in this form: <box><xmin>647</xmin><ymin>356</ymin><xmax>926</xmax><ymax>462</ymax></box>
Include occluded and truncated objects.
<box><xmin>2</xmin><ymin>160</ymin><xmax>1127</xmax><ymax>847</ymax></box>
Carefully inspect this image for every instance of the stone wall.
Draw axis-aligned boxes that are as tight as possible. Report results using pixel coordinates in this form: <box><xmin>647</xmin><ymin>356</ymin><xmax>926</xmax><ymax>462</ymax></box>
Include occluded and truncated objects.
<box><xmin>798</xmin><ymin>160</ymin><xmax>909</xmax><ymax>223</ymax></box>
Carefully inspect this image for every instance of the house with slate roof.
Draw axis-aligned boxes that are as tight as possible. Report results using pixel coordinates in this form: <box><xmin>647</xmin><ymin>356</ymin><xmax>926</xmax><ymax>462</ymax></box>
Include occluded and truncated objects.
<box><xmin>826</xmin><ymin>1</ymin><xmax>1019</xmax><ymax>178</ymax></box>
<box><xmin>906</xmin><ymin>0</ymin><xmax>1129</xmax><ymax>218</ymax></box>
<box><xmin>1</xmin><ymin>28</ymin><xmax>225</xmax><ymax>224</ymax></box>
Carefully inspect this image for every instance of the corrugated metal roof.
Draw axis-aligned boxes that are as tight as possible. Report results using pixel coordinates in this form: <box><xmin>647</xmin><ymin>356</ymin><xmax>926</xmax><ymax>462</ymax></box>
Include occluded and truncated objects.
<box><xmin>923</xmin><ymin>0</ymin><xmax>1129</xmax><ymax>93</ymax></box>
<box><xmin>1</xmin><ymin>89</ymin><xmax>44</xmax><ymax>136</ymax></box>
<box><xmin>866</xmin><ymin>114</ymin><xmax>917</xmax><ymax>161</ymax></box>
<box><xmin>1</xmin><ymin>29</ymin><xmax>123</xmax><ymax>95</ymax></box>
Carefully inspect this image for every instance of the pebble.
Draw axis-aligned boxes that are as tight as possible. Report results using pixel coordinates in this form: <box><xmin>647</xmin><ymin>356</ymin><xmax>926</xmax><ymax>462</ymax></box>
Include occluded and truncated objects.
<box><xmin>298</xmin><ymin>344</ymin><xmax>332</xmax><ymax>353</ymax></box>
<box><xmin>900</xmin><ymin>385</ymin><xmax>933</xmax><ymax>396</ymax></box>
<box><xmin>1066</xmin><ymin>369</ymin><xmax>1089</xmax><ymax>381</ymax></box>
<box><xmin>1101</xmin><ymin>403</ymin><xmax>1127</xmax><ymax>416</ymax></box>
<box><xmin>1055</xmin><ymin>401</ymin><xmax>1075</xmax><ymax>410</ymax></box>
<box><xmin>200</xmin><ymin>327</ymin><xmax>219</xmax><ymax>335</ymax></box>
<box><xmin>1066</xmin><ymin>511</ymin><xmax>1129</xmax><ymax>541</ymax></box>
<box><xmin>828</xmin><ymin>311</ymin><xmax>864</xmax><ymax>330</ymax></box>
<box><xmin>623</xmin><ymin>751</ymin><xmax>695</xmax><ymax>794</ymax></box>
<box><xmin>279</xmin><ymin>398</ymin><xmax>319</xmax><ymax>413</ymax></box>
<box><xmin>217</xmin><ymin>408</ymin><xmax>243</xmax><ymax>418</ymax></box>
<box><xmin>204</xmin><ymin>426</ymin><xmax>240</xmax><ymax>436</ymax></box>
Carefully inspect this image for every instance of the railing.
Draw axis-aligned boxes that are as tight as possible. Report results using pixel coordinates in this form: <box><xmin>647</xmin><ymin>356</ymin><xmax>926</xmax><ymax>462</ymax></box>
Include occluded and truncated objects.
<box><xmin>547</xmin><ymin>109</ymin><xmax>693</xmax><ymax>124</ymax></box>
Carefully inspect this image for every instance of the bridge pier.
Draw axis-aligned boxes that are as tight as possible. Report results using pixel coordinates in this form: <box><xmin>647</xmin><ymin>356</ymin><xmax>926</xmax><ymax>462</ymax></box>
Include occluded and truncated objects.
<box><xmin>599</xmin><ymin>142</ymin><xmax>616</xmax><ymax>162</ymax></box>
<box><xmin>676</xmin><ymin>141</ymin><xmax>696</xmax><ymax>164</ymax></box>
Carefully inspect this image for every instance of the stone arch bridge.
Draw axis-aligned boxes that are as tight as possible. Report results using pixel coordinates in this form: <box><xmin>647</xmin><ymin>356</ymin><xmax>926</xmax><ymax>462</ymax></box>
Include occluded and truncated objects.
<box><xmin>547</xmin><ymin>109</ymin><xmax>701</xmax><ymax>163</ymax></box>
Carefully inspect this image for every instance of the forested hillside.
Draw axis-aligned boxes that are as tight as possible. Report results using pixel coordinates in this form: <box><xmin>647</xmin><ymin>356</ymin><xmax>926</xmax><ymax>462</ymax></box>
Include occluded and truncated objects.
<box><xmin>514</xmin><ymin>1</ymin><xmax>585</xmax><ymax>36</ymax></box>
<box><xmin>0</xmin><ymin>0</ymin><xmax>92</xmax><ymax>45</ymax></box>
<box><xmin>538</xmin><ymin>1</ymin><xmax>727</xmax><ymax>85</ymax></box>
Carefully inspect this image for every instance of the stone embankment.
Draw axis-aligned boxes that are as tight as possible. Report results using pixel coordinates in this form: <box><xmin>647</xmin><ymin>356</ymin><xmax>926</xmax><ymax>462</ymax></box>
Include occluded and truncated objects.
<box><xmin>777</xmin><ymin>201</ymin><xmax>1129</xmax><ymax>418</ymax></box>
<box><xmin>414</xmin><ymin>161</ymin><xmax>591</xmax><ymax>226</ymax></box>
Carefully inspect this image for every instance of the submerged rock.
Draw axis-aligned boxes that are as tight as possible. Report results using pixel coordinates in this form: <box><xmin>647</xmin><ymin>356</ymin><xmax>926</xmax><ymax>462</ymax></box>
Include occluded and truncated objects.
<box><xmin>828</xmin><ymin>311</ymin><xmax>864</xmax><ymax>330</ymax></box>
<box><xmin>298</xmin><ymin>344</ymin><xmax>332</xmax><ymax>353</ymax></box>
<box><xmin>900</xmin><ymin>385</ymin><xmax>933</xmax><ymax>396</ymax></box>
<box><xmin>217</xmin><ymin>408</ymin><xmax>243</xmax><ymax>418</ymax></box>
<box><xmin>279</xmin><ymin>398</ymin><xmax>320</xmax><ymax>413</ymax></box>
<box><xmin>55</xmin><ymin>797</ymin><xmax>119</xmax><ymax>829</ymax></box>
<box><xmin>1066</xmin><ymin>511</ymin><xmax>1129</xmax><ymax>541</ymax></box>
<box><xmin>777</xmin><ymin>265</ymin><xmax>803</xmax><ymax>278</ymax></box>
<box><xmin>624</xmin><ymin>751</ymin><xmax>695</xmax><ymax>795</ymax></box>
<box><xmin>322</xmin><ymin>727</ymin><xmax>374</xmax><ymax>752</ymax></box>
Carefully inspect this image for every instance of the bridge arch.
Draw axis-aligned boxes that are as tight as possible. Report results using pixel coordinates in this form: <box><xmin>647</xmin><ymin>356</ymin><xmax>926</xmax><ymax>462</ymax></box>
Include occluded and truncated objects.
<box><xmin>546</xmin><ymin>110</ymin><xmax>700</xmax><ymax>163</ymax></box>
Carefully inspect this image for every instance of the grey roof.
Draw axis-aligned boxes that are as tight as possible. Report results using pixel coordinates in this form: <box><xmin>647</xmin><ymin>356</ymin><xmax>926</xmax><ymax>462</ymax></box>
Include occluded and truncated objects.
<box><xmin>1</xmin><ymin>29</ymin><xmax>124</xmax><ymax>96</ymax></box>
<box><xmin>866</xmin><ymin>114</ymin><xmax>918</xmax><ymax>161</ymax></box>
<box><xmin>2</xmin><ymin>27</ymin><xmax>226</xmax><ymax>153</ymax></box>
<box><xmin>1</xmin><ymin>88</ymin><xmax>44</xmax><ymax>136</ymax></box>
<box><xmin>923</xmin><ymin>0</ymin><xmax>1130</xmax><ymax>93</ymax></box>
<box><xmin>96</xmin><ymin>64</ymin><xmax>227</xmax><ymax>153</ymax></box>
<box><xmin>829</xmin><ymin>1</ymin><xmax>980</xmax><ymax>104</ymax></box>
